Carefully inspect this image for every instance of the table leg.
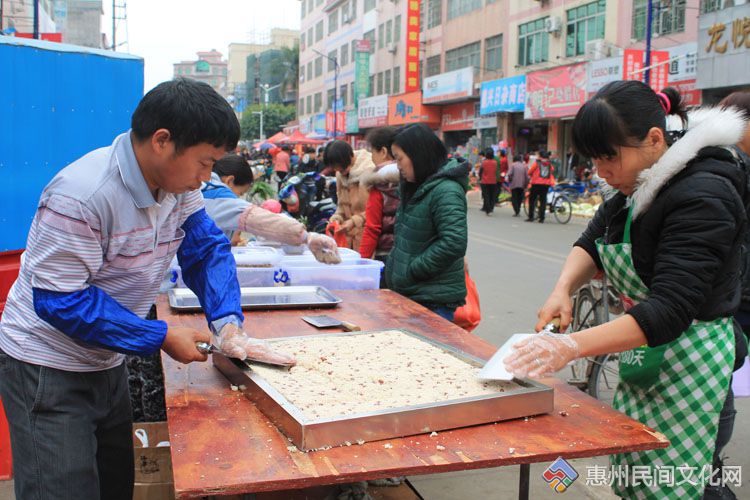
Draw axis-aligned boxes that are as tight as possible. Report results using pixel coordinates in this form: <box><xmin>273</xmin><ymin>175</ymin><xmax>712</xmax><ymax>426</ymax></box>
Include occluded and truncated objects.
<box><xmin>519</xmin><ymin>463</ymin><xmax>530</xmax><ymax>500</ymax></box>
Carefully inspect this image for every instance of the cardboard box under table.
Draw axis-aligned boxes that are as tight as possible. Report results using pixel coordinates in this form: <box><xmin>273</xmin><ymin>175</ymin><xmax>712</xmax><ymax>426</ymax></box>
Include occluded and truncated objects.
<box><xmin>157</xmin><ymin>290</ymin><xmax>668</xmax><ymax>500</ymax></box>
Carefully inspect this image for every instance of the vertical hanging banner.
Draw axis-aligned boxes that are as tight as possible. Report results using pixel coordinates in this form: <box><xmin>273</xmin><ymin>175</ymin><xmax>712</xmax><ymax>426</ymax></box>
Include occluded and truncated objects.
<box><xmin>354</xmin><ymin>40</ymin><xmax>372</xmax><ymax>106</ymax></box>
<box><xmin>623</xmin><ymin>49</ymin><xmax>670</xmax><ymax>91</ymax></box>
<box><xmin>405</xmin><ymin>0</ymin><xmax>421</xmax><ymax>92</ymax></box>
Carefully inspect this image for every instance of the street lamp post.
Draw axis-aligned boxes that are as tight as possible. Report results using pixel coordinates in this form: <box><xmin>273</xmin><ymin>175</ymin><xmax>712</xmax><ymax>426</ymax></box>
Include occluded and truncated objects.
<box><xmin>252</xmin><ymin>111</ymin><xmax>264</xmax><ymax>141</ymax></box>
<box><xmin>313</xmin><ymin>49</ymin><xmax>339</xmax><ymax>138</ymax></box>
<box><xmin>644</xmin><ymin>0</ymin><xmax>654</xmax><ymax>86</ymax></box>
<box><xmin>260</xmin><ymin>83</ymin><xmax>283</xmax><ymax>107</ymax></box>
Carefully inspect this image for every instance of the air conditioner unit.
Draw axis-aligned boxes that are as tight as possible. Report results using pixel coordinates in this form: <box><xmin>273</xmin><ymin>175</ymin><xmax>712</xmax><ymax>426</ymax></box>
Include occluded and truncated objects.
<box><xmin>386</xmin><ymin>43</ymin><xmax>398</xmax><ymax>54</ymax></box>
<box><xmin>585</xmin><ymin>39</ymin><xmax>612</xmax><ymax>60</ymax></box>
<box><xmin>544</xmin><ymin>17</ymin><xmax>562</xmax><ymax>35</ymax></box>
<box><xmin>342</xmin><ymin>11</ymin><xmax>351</xmax><ymax>23</ymax></box>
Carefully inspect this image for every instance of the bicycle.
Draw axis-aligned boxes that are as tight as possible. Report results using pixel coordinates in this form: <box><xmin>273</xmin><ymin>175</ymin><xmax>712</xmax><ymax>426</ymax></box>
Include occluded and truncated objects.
<box><xmin>567</xmin><ymin>272</ymin><xmax>623</xmax><ymax>405</ymax></box>
<box><xmin>522</xmin><ymin>186</ymin><xmax>573</xmax><ymax>224</ymax></box>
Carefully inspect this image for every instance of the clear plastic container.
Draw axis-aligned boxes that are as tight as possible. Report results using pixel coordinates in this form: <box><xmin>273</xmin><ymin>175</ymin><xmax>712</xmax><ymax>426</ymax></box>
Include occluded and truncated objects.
<box><xmin>283</xmin><ymin>258</ymin><xmax>384</xmax><ymax>290</ymax></box>
<box><xmin>231</xmin><ymin>246</ymin><xmax>282</xmax><ymax>268</ymax></box>
<box><xmin>280</xmin><ymin>247</ymin><xmax>362</xmax><ymax>265</ymax></box>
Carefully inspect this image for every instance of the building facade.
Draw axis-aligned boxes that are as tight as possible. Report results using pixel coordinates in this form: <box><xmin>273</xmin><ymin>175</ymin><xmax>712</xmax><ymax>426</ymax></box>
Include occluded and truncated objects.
<box><xmin>173</xmin><ymin>50</ymin><xmax>229</xmax><ymax>97</ymax></box>
<box><xmin>296</xmin><ymin>0</ymin><xmax>749</xmax><ymax>158</ymax></box>
<box><xmin>1</xmin><ymin>0</ymin><xmax>105</xmax><ymax>48</ymax></box>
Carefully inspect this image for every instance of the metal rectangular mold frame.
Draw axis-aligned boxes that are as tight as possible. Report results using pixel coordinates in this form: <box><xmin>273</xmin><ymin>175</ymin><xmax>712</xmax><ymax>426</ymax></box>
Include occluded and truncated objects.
<box><xmin>212</xmin><ymin>329</ymin><xmax>554</xmax><ymax>451</ymax></box>
<box><xmin>168</xmin><ymin>286</ymin><xmax>342</xmax><ymax>311</ymax></box>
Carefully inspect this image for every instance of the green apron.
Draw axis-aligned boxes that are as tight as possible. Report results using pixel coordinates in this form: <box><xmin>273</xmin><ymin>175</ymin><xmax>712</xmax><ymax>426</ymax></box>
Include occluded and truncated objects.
<box><xmin>596</xmin><ymin>205</ymin><xmax>735</xmax><ymax>500</ymax></box>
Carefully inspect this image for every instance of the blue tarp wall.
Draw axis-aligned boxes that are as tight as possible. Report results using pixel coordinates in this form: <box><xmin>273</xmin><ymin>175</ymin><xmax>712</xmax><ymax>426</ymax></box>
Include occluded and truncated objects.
<box><xmin>0</xmin><ymin>36</ymin><xmax>144</xmax><ymax>251</ymax></box>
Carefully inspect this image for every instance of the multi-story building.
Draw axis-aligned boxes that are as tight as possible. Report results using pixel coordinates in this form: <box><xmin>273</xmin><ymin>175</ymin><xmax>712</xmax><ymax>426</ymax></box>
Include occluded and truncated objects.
<box><xmin>1</xmin><ymin>0</ymin><xmax>105</xmax><ymax>48</ymax></box>
<box><xmin>173</xmin><ymin>50</ymin><xmax>228</xmax><ymax>97</ymax></box>
<box><xmin>298</xmin><ymin>0</ymin><xmax>745</xmax><ymax>159</ymax></box>
<box><xmin>228</xmin><ymin>28</ymin><xmax>300</xmax><ymax>108</ymax></box>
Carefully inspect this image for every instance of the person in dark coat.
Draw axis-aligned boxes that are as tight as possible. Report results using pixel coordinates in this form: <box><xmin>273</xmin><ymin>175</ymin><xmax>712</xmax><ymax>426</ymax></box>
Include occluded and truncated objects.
<box><xmin>385</xmin><ymin>124</ymin><xmax>468</xmax><ymax>321</ymax></box>
<box><xmin>505</xmin><ymin>81</ymin><xmax>748</xmax><ymax>500</ymax></box>
<box><xmin>506</xmin><ymin>154</ymin><xmax>528</xmax><ymax>217</ymax></box>
<box><xmin>479</xmin><ymin>148</ymin><xmax>498</xmax><ymax>215</ymax></box>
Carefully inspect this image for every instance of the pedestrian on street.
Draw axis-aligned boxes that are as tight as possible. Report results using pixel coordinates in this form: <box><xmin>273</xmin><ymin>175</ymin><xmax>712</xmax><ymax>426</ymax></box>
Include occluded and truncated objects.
<box><xmin>526</xmin><ymin>150</ymin><xmax>555</xmax><ymax>223</ymax></box>
<box><xmin>0</xmin><ymin>79</ymin><xmax>294</xmax><ymax>500</ymax></box>
<box><xmin>299</xmin><ymin>146</ymin><xmax>319</xmax><ymax>173</ymax></box>
<box><xmin>273</xmin><ymin>144</ymin><xmax>291</xmax><ymax>190</ymax></box>
<box><xmin>504</xmin><ymin>81</ymin><xmax>749</xmax><ymax>500</ymax></box>
<box><xmin>495</xmin><ymin>149</ymin><xmax>509</xmax><ymax>204</ymax></box>
<box><xmin>360</xmin><ymin>126</ymin><xmax>400</xmax><ymax>264</ymax></box>
<box><xmin>479</xmin><ymin>147</ymin><xmax>499</xmax><ymax>215</ymax></box>
<box><xmin>323</xmin><ymin>140</ymin><xmax>377</xmax><ymax>250</ymax></box>
<box><xmin>506</xmin><ymin>154</ymin><xmax>528</xmax><ymax>217</ymax></box>
<box><xmin>385</xmin><ymin>123</ymin><xmax>468</xmax><ymax>322</ymax></box>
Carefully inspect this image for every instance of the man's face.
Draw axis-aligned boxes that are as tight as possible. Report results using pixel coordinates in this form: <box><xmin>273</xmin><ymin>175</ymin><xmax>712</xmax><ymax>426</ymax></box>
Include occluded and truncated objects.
<box><xmin>155</xmin><ymin>142</ymin><xmax>226</xmax><ymax>194</ymax></box>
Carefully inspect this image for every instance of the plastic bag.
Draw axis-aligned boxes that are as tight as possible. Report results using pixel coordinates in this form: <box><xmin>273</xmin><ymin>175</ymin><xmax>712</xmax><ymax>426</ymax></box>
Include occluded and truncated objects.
<box><xmin>326</xmin><ymin>220</ymin><xmax>349</xmax><ymax>248</ymax></box>
<box><xmin>454</xmin><ymin>268</ymin><xmax>481</xmax><ymax>332</ymax></box>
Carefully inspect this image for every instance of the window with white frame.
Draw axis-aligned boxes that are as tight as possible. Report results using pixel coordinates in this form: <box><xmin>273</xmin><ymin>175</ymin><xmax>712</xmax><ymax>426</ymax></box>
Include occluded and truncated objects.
<box><xmin>340</xmin><ymin>43</ymin><xmax>349</xmax><ymax>66</ymax></box>
<box><xmin>632</xmin><ymin>0</ymin><xmax>686</xmax><ymax>40</ymax></box>
<box><xmin>518</xmin><ymin>17</ymin><xmax>549</xmax><ymax>66</ymax></box>
<box><xmin>484</xmin><ymin>34</ymin><xmax>503</xmax><ymax>72</ymax></box>
<box><xmin>329</xmin><ymin>9</ymin><xmax>339</xmax><ymax>34</ymax></box>
<box><xmin>426</xmin><ymin>55</ymin><xmax>441</xmax><ymax>77</ymax></box>
<box><xmin>447</xmin><ymin>0</ymin><xmax>482</xmax><ymax>21</ymax></box>
<box><xmin>445</xmin><ymin>42</ymin><xmax>480</xmax><ymax>73</ymax></box>
<box><xmin>566</xmin><ymin>0</ymin><xmax>606</xmax><ymax>57</ymax></box>
<box><xmin>316</xmin><ymin>21</ymin><xmax>324</xmax><ymax>42</ymax></box>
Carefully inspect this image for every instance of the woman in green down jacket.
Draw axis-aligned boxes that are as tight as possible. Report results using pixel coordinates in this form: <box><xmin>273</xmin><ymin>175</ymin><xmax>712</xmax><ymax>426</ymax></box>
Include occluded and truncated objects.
<box><xmin>385</xmin><ymin>123</ymin><xmax>469</xmax><ymax>321</ymax></box>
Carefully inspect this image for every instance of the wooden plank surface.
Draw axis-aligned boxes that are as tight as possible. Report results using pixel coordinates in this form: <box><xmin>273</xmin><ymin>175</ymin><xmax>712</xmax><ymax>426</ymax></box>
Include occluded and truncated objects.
<box><xmin>157</xmin><ymin>290</ymin><xmax>668</xmax><ymax>499</ymax></box>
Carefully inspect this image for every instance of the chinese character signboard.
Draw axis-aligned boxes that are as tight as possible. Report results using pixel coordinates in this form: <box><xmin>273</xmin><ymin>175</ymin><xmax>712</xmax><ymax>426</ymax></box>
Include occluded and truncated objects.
<box><xmin>346</xmin><ymin>110</ymin><xmax>359</xmax><ymax>134</ymax></box>
<box><xmin>623</xmin><ymin>49</ymin><xmax>670</xmax><ymax>91</ymax></box>
<box><xmin>387</xmin><ymin>91</ymin><xmax>441</xmax><ymax>127</ymax></box>
<box><xmin>524</xmin><ymin>64</ymin><xmax>587</xmax><ymax>120</ymax></box>
<box><xmin>441</xmin><ymin>102</ymin><xmax>476</xmax><ymax>131</ymax></box>
<box><xmin>479</xmin><ymin>75</ymin><xmax>526</xmax><ymax>115</ymax></box>
<box><xmin>423</xmin><ymin>67</ymin><xmax>474</xmax><ymax>104</ymax></box>
<box><xmin>697</xmin><ymin>4</ymin><xmax>750</xmax><ymax>89</ymax></box>
<box><xmin>405</xmin><ymin>0</ymin><xmax>421</xmax><ymax>92</ymax></box>
<box><xmin>587</xmin><ymin>56</ymin><xmax>622</xmax><ymax>95</ymax></box>
<box><xmin>668</xmin><ymin>43</ymin><xmax>701</xmax><ymax>106</ymax></box>
<box><xmin>355</xmin><ymin>40</ymin><xmax>371</xmax><ymax>105</ymax></box>
<box><xmin>358</xmin><ymin>95</ymin><xmax>389</xmax><ymax>128</ymax></box>
<box><xmin>325</xmin><ymin>111</ymin><xmax>346</xmax><ymax>135</ymax></box>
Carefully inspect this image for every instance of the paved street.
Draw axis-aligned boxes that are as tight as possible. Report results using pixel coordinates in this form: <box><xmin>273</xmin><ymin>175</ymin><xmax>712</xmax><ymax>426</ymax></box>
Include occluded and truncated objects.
<box><xmin>0</xmin><ymin>191</ymin><xmax>747</xmax><ymax>500</ymax></box>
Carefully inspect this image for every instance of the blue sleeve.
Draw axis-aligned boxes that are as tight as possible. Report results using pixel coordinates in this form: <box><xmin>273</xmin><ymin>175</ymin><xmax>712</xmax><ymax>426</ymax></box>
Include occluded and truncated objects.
<box><xmin>33</xmin><ymin>286</ymin><xmax>167</xmax><ymax>355</ymax></box>
<box><xmin>178</xmin><ymin>208</ymin><xmax>243</xmax><ymax>331</ymax></box>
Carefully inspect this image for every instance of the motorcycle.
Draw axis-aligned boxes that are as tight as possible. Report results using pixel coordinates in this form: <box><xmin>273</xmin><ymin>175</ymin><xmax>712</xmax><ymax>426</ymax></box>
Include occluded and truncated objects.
<box><xmin>278</xmin><ymin>172</ymin><xmax>337</xmax><ymax>233</ymax></box>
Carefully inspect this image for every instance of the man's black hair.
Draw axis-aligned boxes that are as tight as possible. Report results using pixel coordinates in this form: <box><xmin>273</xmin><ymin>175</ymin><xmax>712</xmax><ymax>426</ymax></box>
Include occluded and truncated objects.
<box><xmin>484</xmin><ymin>148</ymin><xmax>495</xmax><ymax>159</ymax></box>
<box><xmin>131</xmin><ymin>78</ymin><xmax>240</xmax><ymax>153</ymax></box>
<box><xmin>213</xmin><ymin>153</ymin><xmax>254</xmax><ymax>186</ymax></box>
<box><xmin>323</xmin><ymin>140</ymin><xmax>354</xmax><ymax>169</ymax></box>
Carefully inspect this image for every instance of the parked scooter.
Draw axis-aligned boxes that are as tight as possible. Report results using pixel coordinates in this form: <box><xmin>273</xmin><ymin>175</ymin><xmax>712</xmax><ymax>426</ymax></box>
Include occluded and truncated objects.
<box><xmin>278</xmin><ymin>172</ymin><xmax>336</xmax><ymax>233</ymax></box>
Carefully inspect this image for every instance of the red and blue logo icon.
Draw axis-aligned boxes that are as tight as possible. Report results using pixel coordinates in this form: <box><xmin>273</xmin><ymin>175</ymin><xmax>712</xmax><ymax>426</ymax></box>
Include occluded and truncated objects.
<box><xmin>542</xmin><ymin>457</ymin><xmax>579</xmax><ymax>493</ymax></box>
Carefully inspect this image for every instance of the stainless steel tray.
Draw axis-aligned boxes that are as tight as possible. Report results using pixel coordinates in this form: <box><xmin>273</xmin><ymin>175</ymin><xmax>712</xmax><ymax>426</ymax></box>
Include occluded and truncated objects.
<box><xmin>212</xmin><ymin>329</ymin><xmax>554</xmax><ymax>451</ymax></box>
<box><xmin>167</xmin><ymin>286</ymin><xmax>342</xmax><ymax>311</ymax></box>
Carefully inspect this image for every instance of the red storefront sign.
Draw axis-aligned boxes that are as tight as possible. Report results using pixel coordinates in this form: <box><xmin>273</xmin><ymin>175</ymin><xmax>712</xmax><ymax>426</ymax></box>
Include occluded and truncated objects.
<box><xmin>388</xmin><ymin>92</ymin><xmax>441</xmax><ymax>127</ymax></box>
<box><xmin>524</xmin><ymin>63</ymin><xmax>587</xmax><ymax>119</ymax></box>
<box><xmin>405</xmin><ymin>0</ymin><xmax>421</xmax><ymax>92</ymax></box>
<box><xmin>441</xmin><ymin>102</ymin><xmax>476</xmax><ymax>131</ymax></box>
<box><xmin>623</xmin><ymin>49</ymin><xmax>670</xmax><ymax>91</ymax></box>
<box><xmin>325</xmin><ymin>111</ymin><xmax>346</xmax><ymax>135</ymax></box>
<box><xmin>670</xmin><ymin>79</ymin><xmax>702</xmax><ymax>107</ymax></box>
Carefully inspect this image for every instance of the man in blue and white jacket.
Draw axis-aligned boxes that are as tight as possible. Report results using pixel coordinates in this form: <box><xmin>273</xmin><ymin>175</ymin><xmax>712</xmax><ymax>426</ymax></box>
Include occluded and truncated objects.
<box><xmin>0</xmin><ymin>79</ymin><xmax>292</xmax><ymax>500</ymax></box>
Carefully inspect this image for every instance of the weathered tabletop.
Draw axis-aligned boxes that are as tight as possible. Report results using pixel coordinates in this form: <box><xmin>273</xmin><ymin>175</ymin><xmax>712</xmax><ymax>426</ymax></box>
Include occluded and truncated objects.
<box><xmin>157</xmin><ymin>290</ymin><xmax>668</xmax><ymax>499</ymax></box>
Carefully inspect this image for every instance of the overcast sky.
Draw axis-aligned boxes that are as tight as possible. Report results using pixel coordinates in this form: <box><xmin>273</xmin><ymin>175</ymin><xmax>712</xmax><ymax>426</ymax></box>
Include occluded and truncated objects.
<box><xmin>101</xmin><ymin>0</ymin><xmax>301</xmax><ymax>92</ymax></box>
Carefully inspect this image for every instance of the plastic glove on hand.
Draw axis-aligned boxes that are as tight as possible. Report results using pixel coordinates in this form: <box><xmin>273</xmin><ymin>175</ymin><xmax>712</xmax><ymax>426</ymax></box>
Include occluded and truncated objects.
<box><xmin>307</xmin><ymin>233</ymin><xmax>342</xmax><ymax>264</ymax></box>
<box><xmin>217</xmin><ymin>323</ymin><xmax>297</xmax><ymax>366</ymax></box>
<box><xmin>502</xmin><ymin>332</ymin><xmax>579</xmax><ymax>379</ymax></box>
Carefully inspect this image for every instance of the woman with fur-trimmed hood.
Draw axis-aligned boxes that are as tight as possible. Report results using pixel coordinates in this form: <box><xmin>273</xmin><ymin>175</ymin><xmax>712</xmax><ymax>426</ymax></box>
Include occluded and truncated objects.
<box><xmin>504</xmin><ymin>81</ymin><xmax>748</xmax><ymax>500</ymax></box>
<box><xmin>323</xmin><ymin>141</ymin><xmax>377</xmax><ymax>250</ymax></box>
<box><xmin>359</xmin><ymin>127</ymin><xmax>401</xmax><ymax>260</ymax></box>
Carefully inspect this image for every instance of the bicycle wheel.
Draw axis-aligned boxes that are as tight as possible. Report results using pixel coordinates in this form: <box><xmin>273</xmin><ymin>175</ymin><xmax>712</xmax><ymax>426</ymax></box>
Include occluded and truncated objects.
<box><xmin>569</xmin><ymin>287</ymin><xmax>602</xmax><ymax>383</ymax></box>
<box><xmin>552</xmin><ymin>195</ymin><xmax>573</xmax><ymax>224</ymax></box>
<box><xmin>588</xmin><ymin>353</ymin><xmax>620</xmax><ymax>406</ymax></box>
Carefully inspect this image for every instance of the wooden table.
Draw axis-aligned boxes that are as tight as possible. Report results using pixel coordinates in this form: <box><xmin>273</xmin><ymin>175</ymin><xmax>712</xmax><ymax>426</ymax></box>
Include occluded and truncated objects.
<box><xmin>158</xmin><ymin>290</ymin><xmax>668</xmax><ymax>499</ymax></box>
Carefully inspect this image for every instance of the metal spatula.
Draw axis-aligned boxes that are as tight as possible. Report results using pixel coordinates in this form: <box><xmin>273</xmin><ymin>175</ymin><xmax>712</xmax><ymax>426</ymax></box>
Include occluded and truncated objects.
<box><xmin>195</xmin><ymin>342</ymin><xmax>295</xmax><ymax>368</ymax></box>
<box><xmin>477</xmin><ymin>320</ymin><xmax>561</xmax><ymax>381</ymax></box>
<box><xmin>301</xmin><ymin>315</ymin><xmax>361</xmax><ymax>331</ymax></box>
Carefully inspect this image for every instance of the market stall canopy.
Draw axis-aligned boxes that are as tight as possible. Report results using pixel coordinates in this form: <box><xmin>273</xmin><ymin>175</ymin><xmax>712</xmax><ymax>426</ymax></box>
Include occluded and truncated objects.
<box><xmin>281</xmin><ymin>130</ymin><xmax>325</xmax><ymax>145</ymax></box>
<box><xmin>253</xmin><ymin>141</ymin><xmax>275</xmax><ymax>150</ymax></box>
<box><xmin>267</xmin><ymin>132</ymin><xmax>289</xmax><ymax>144</ymax></box>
